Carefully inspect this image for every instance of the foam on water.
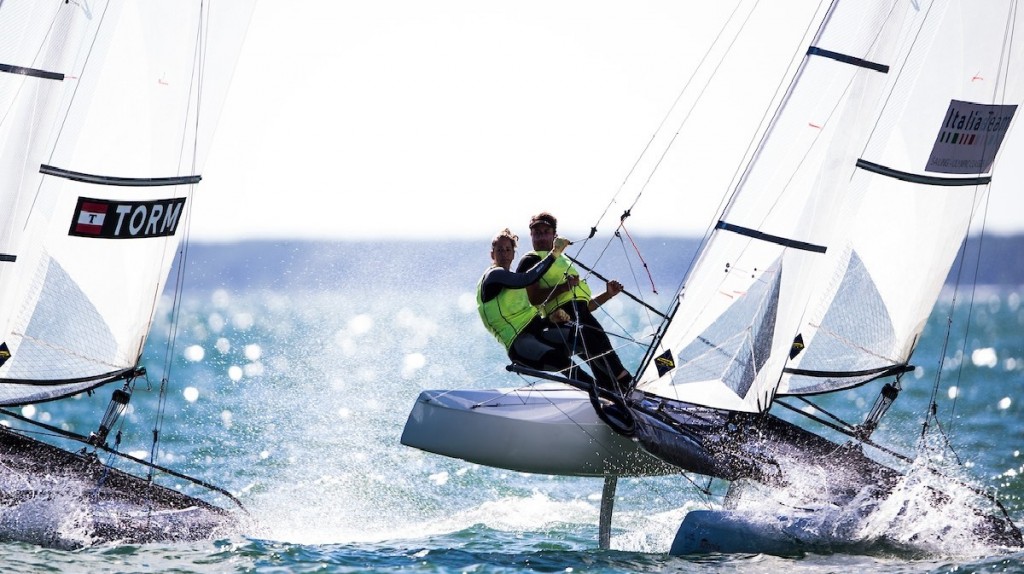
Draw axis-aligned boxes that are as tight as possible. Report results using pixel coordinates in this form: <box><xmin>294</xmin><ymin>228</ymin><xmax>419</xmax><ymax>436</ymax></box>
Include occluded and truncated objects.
<box><xmin>712</xmin><ymin>444</ymin><xmax>1021</xmax><ymax>558</ymax></box>
<box><xmin>0</xmin><ymin>480</ymin><xmax>95</xmax><ymax>550</ymax></box>
<box><xmin>0</xmin><ymin>463</ymin><xmax>255</xmax><ymax>550</ymax></box>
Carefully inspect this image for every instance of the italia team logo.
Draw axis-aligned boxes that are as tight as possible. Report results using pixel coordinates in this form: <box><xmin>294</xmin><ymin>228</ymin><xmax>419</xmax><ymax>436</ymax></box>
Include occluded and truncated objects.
<box><xmin>926</xmin><ymin>100</ymin><xmax>1017</xmax><ymax>174</ymax></box>
<box><xmin>69</xmin><ymin>197</ymin><xmax>187</xmax><ymax>239</ymax></box>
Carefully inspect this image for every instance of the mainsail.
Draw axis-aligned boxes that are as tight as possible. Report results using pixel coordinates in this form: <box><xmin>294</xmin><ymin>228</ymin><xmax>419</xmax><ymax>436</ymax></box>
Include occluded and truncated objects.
<box><xmin>0</xmin><ymin>1</ymin><xmax>252</xmax><ymax>405</ymax></box>
<box><xmin>637</xmin><ymin>0</ymin><xmax>1023</xmax><ymax>408</ymax></box>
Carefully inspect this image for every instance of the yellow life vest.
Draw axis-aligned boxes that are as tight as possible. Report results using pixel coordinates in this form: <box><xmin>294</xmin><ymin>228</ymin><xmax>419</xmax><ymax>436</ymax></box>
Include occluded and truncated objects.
<box><xmin>529</xmin><ymin>250</ymin><xmax>591</xmax><ymax>316</ymax></box>
<box><xmin>476</xmin><ymin>268</ymin><xmax>538</xmax><ymax>350</ymax></box>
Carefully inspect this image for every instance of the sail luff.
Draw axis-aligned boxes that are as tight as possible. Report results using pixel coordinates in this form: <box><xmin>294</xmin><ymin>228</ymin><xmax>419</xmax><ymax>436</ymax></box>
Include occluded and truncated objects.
<box><xmin>628</xmin><ymin>2</ymin><xmax>830</xmax><ymax>385</ymax></box>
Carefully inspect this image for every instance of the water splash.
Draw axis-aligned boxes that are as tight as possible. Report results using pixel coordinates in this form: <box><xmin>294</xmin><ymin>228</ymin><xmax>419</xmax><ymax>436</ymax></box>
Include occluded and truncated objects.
<box><xmin>0</xmin><ymin>462</ymin><xmax>249</xmax><ymax>550</ymax></box>
<box><xmin>0</xmin><ymin>473</ymin><xmax>102</xmax><ymax>549</ymax></box>
<box><xmin>707</xmin><ymin>448</ymin><xmax>1021</xmax><ymax>557</ymax></box>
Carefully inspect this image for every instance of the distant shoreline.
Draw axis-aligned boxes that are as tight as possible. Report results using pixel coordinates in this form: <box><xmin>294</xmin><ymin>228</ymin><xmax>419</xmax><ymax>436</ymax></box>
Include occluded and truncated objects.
<box><xmin>173</xmin><ymin>234</ymin><xmax>1024</xmax><ymax>290</ymax></box>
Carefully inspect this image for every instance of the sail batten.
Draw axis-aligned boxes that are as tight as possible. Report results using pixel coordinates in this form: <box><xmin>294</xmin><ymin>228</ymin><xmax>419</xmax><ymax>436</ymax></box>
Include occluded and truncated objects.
<box><xmin>716</xmin><ymin>221</ymin><xmax>827</xmax><ymax>253</ymax></box>
<box><xmin>0</xmin><ymin>368</ymin><xmax>131</xmax><ymax>407</ymax></box>
<box><xmin>40</xmin><ymin>164</ymin><xmax>201</xmax><ymax>187</ymax></box>
<box><xmin>806</xmin><ymin>47</ymin><xmax>889</xmax><ymax>73</ymax></box>
<box><xmin>855</xmin><ymin>158</ymin><xmax>993</xmax><ymax>185</ymax></box>
<box><xmin>783</xmin><ymin>364</ymin><xmax>912</xmax><ymax>379</ymax></box>
<box><xmin>0</xmin><ymin>370</ymin><xmax>129</xmax><ymax>386</ymax></box>
<box><xmin>0</xmin><ymin>63</ymin><xmax>64</xmax><ymax>81</ymax></box>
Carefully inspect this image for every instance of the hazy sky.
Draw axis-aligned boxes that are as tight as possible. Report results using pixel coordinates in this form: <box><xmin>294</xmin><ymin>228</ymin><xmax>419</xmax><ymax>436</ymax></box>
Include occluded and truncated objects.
<box><xmin>193</xmin><ymin>1</ymin><xmax>1024</xmax><ymax>242</ymax></box>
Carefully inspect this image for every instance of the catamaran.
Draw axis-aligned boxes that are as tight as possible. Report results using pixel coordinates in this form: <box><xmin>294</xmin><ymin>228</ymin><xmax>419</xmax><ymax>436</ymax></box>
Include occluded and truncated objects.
<box><xmin>402</xmin><ymin>0</ymin><xmax>1024</xmax><ymax>554</ymax></box>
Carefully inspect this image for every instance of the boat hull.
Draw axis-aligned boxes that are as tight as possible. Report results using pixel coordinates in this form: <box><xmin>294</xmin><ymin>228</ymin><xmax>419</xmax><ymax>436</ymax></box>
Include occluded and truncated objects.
<box><xmin>0</xmin><ymin>425</ymin><xmax>238</xmax><ymax>548</ymax></box>
<box><xmin>670</xmin><ymin>509</ymin><xmax>876</xmax><ymax>556</ymax></box>
<box><xmin>400</xmin><ymin>385</ymin><xmax>678</xmax><ymax>477</ymax></box>
<box><xmin>671</xmin><ymin>505</ymin><xmax>1024</xmax><ymax>556</ymax></box>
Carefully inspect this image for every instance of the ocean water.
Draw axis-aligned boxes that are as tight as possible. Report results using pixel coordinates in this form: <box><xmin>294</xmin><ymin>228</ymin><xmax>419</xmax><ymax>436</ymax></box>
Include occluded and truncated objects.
<box><xmin>2</xmin><ymin>240</ymin><xmax>1024</xmax><ymax>573</ymax></box>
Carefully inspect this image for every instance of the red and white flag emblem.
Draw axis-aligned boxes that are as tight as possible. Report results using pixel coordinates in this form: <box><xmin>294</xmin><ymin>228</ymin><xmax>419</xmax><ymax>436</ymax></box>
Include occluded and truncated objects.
<box><xmin>75</xmin><ymin>201</ymin><xmax>108</xmax><ymax>235</ymax></box>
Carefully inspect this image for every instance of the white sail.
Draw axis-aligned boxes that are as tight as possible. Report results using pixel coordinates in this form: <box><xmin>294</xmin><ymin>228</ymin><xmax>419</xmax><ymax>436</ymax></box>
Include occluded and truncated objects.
<box><xmin>781</xmin><ymin>0</ymin><xmax>1024</xmax><ymax>395</ymax></box>
<box><xmin>636</xmin><ymin>0</ymin><xmax>1023</xmax><ymax>410</ymax></box>
<box><xmin>0</xmin><ymin>1</ymin><xmax>254</xmax><ymax>405</ymax></box>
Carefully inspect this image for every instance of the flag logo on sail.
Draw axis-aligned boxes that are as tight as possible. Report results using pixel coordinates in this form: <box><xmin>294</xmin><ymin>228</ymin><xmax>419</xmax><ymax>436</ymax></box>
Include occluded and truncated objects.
<box><xmin>654</xmin><ymin>349</ymin><xmax>675</xmax><ymax>377</ymax></box>
<box><xmin>0</xmin><ymin>342</ymin><xmax>9</xmax><ymax>368</ymax></box>
<box><xmin>69</xmin><ymin>197</ymin><xmax>187</xmax><ymax>239</ymax></box>
<box><xmin>74</xmin><ymin>201</ymin><xmax>108</xmax><ymax>234</ymax></box>
<box><xmin>926</xmin><ymin>100</ymin><xmax>1017</xmax><ymax>174</ymax></box>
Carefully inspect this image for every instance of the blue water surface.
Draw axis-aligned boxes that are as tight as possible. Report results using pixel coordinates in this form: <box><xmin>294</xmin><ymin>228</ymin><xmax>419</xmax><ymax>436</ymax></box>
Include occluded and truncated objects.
<box><xmin>2</xmin><ymin>240</ymin><xmax>1023</xmax><ymax>573</ymax></box>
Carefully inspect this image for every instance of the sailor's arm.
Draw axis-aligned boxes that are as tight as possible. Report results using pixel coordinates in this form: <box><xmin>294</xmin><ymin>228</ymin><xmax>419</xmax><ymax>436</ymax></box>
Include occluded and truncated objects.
<box><xmin>588</xmin><ymin>280</ymin><xmax>623</xmax><ymax>311</ymax></box>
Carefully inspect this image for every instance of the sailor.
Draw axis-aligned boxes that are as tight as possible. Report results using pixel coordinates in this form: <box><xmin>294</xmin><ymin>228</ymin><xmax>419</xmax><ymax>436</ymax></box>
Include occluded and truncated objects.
<box><xmin>516</xmin><ymin>212</ymin><xmax>632</xmax><ymax>394</ymax></box>
<box><xmin>476</xmin><ymin>228</ymin><xmax>594</xmax><ymax>385</ymax></box>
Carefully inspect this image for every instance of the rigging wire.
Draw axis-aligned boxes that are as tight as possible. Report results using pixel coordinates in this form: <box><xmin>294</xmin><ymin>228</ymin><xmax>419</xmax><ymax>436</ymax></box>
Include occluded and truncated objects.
<box><xmin>617</xmin><ymin>220</ymin><xmax>657</xmax><ymax>294</ymax></box>
<box><xmin>147</xmin><ymin>0</ymin><xmax>209</xmax><ymax>488</ymax></box>
<box><xmin>924</xmin><ymin>1</ymin><xmax>1019</xmax><ymax>454</ymax></box>
<box><xmin>547</xmin><ymin>3</ymin><xmax>764</xmax><ymax>355</ymax></box>
<box><xmin>566</xmin><ymin>1</ymin><xmax>762</xmax><ymax>303</ymax></box>
<box><xmin>620</xmin><ymin>0</ymin><xmax>765</xmax><ymax>223</ymax></box>
<box><xmin>575</xmin><ymin>0</ymin><xmax>833</xmax><ymax>356</ymax></box>
<box><xmin>608</xmin><ymin>231</ymin><xmax>670</xmax><ymax>340</ymax></box>
<box><xmin>542</xmin><ymin>0</ymin><xmax>836</xmax><ymax>394</ymax></box>
<box><xmin>582</xmin><ymin>1</ymin><xmax>755</xmax><ymax>235</ymax></box>
<box><xmin>567</xmin><ymin>252</ymin><xmax>664</xmax><ymax>319</ymax></box>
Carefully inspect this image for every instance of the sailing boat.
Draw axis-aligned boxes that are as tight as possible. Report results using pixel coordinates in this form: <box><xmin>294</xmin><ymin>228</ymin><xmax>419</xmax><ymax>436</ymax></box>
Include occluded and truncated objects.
<box><xmin>402</xmin><ymin>0</ymin><xmax>1024</xmax><ymax>554</ymax></box>
<box><xmin>0</xmin><ymin>0</ymin><xmax>254</xmax><ymax>547</ymax></box>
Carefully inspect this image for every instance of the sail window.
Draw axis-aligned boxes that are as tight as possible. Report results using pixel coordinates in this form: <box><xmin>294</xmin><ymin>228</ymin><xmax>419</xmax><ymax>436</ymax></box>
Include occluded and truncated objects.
<box><xmin>806</xmin><ymin>47</ymin><xmax>888</xmax><ymax>73</ymax></box>
<box><xmin>670</xmin><ymin>262</ymin><xmax>781</xmax><ymax>399</ymax></box>
<box><xmin>0</xmin><ymin>63</ymin><xmax>63</xmax><ymax>81</ymax></box>
<box><xmin>780</xmin><ymin>251</ymin><xmax>906</xmax><ymax>395</ymax></box>
<box><xmin>716</xmin><ymin>221</ymin><xmax>826</xmax><ymax>253</ymax></box>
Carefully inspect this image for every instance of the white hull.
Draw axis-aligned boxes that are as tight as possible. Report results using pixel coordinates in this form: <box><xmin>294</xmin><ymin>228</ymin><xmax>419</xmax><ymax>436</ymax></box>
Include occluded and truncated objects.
<box><xmin>400</xmin><ymin>384</ymin><xmax>677</xmax><ymax>477</ymax></box>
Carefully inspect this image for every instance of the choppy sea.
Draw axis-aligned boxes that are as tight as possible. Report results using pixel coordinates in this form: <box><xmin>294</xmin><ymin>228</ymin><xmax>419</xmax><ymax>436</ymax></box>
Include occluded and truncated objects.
<box><xmin>2</xmin><ymin>239</ymin><xmax>1023</xmax><ymax>573</ymax></box>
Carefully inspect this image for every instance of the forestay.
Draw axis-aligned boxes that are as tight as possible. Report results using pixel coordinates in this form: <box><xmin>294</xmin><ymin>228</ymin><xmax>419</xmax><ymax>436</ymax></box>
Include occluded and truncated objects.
<box><xmin>637</xmin><ymin>0</ymin><xmax>1023</xmax><ymax>410</ymax></box>
<box><xmin>0</xmin><ymin>1</ymin><xmax>252</xmax><ymax>405</ymax></box>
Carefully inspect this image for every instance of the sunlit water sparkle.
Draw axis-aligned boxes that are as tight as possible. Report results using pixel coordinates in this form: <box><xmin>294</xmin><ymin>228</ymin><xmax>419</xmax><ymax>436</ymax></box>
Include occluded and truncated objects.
<box><xmin>0</xmin><ymin>242</ymin><xmax>1022</xmax><ymax>572</ymax></box>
